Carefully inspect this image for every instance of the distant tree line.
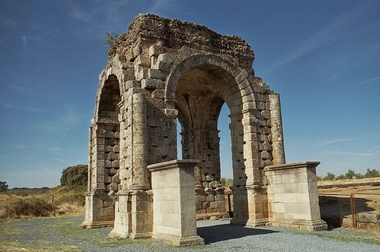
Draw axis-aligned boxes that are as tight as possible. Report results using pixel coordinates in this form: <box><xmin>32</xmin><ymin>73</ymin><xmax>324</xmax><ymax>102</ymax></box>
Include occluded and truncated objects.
<box><xmin>318</xmin><ymin>168</ymin><xmax>380</xmax><ymax>181</ymax></box>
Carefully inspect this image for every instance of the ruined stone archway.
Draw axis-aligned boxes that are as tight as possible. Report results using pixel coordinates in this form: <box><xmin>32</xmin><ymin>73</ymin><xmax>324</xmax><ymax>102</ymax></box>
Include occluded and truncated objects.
<box><xmin>83</xmin><ymin>14</ymin><xmax>327</xmax><ymax>246</ymax></box>
<box><xmin>167</xmin><ymin>54</ymin><xmax>266</xmax><ymax>223</ymax></box>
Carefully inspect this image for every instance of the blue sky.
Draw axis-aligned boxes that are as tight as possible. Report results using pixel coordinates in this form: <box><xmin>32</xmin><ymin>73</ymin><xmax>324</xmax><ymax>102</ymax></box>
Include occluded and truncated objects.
<box><xmin>1</xmin><ymin>0</ymin><xmax>379</xmax><ymax>188</ymax></box>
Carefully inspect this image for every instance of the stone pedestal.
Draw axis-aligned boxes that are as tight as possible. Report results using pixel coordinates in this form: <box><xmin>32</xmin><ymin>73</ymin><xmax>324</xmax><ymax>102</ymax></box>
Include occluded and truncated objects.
<box><xmin>109</xmin><ymin>191</ymin><xmax>131</xmax><ymax>238</ymax></box>
<box><xmin>245</xmin><ymin>185</ymin><xmax>269</xmax><ymax>227</ymax></box>
<box><xmin>264</xmin><ymin>162</ymin><xmax>328</xmax><ymax>231</ymax></box>
<box><xmin>109</xmin><ymin>190</ymin><xmax>153</xmax><ymax>239</ymax></box>
<box><xmin>148</xmin><ymin>159</ymin><xmax>204</xmax><ymax>246</ymax></box>
<box><xmin>82</xmin><ymin>190</ymin><xmax>114</xmax><ymax>229</ymax></box>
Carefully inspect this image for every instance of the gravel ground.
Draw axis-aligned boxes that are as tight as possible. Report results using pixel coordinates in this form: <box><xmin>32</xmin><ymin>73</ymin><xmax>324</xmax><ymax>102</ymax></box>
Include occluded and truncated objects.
<box><xmin>1</xmin><ymin>215</ymin><xmax>380</xmax><ymax>252</ymax></box>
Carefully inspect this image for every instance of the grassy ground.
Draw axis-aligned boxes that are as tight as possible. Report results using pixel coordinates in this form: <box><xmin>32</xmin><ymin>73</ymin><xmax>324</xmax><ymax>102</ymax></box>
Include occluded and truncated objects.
<box><xmin>1</xmin><ymin>215</ymin><xmax>380</xmax><ymax>252</ymax></box>
<box><xmin>0</xmin><ymin>215</ymin><xmax>168</xmax><ymax>251</ymax></box>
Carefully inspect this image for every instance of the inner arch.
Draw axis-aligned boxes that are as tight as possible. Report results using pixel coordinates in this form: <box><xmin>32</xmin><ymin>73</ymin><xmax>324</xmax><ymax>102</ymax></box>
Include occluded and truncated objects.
<box><xmin>175</xmin><ymin>64</ymin><xmax>234</xmax><ymax>188</ymax></box>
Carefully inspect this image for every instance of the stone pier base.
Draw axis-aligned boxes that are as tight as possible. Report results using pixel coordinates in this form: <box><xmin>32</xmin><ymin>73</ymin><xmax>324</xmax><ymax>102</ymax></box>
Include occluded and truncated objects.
<box><xmin>147</xmin><ymin>159</ymin><xmax>204</xmax><ymax>246</ymax></box>
<box><xmin>82</xmin><ymin>190</ymin><xmax>115</xmax><ymax>229</ymax></box>
<box><xmin>264</xmin><ymin>162</ymin><xmax>328</xmax><ymax>231</ymax></box>
<box><xmin>109</xmin><ymin>190</ymin><xmax>153</xmax><ymax>239</ymax></box>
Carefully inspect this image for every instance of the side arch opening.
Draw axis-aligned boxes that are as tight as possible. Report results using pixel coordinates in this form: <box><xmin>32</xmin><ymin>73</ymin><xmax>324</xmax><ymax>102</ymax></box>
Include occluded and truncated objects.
<box><xmin>84</xmin><ymin>74</ymin><xmax>121</xmax><ymax>228</ymax></box>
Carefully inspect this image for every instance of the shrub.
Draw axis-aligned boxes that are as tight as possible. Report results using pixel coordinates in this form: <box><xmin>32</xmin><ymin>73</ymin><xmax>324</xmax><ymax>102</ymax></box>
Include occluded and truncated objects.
<box><xmin>3</xmin><ymin>198</ymin><xmax>56</xmax><ymax>218</ymax></box>
<box><xmin>0</xmin><ymin>181</ymin><xmax>8</xmax><ymax>192</ymax></box>
<box><xmin>364</xmin><ymin>168</ymin><xmax>380</xmax><ymax>178</ymax></box>
<box><xmin>104</xmin><ymin>32</ymin><xmax>119</xmax><ymax>56</ymax></box>
<box><xmin>60</xmin><ymin>164</ymin><xmax>88</xmax><ymax>187</ymax></box>
<box><xmin>323</xmin><ymin>172</ymin><xmax>336</xmax><ymax>181</ymax></box>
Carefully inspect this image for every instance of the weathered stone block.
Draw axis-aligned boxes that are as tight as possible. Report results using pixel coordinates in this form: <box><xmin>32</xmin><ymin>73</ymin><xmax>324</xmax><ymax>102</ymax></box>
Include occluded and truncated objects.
<box><xmin>132</xmin><ymin>45</ymin><xmax>141</xmax><ymax>58</ymax></box>
<box><xmin>148</xmin><ymin>68</ymin><xmax>164</xmax><ymax>80</ymax></box>
<box><xmin>141</xmin><ymin>78</ymin><xmax>164</xmax><ymax>90</ymax></box>
<box><xmin>149</xmin><ymin>44</ymin><xmax>165</xmax><ymax>57</ymax></box>
<box><xmin>134</xmin><ymin>55</ymin><xmax>150</xmax><ymax>67</ymax></box>
<box><xmin>357</xmin><ymin>212</ymin><xmax>380</xmax><ymax>223</ymax></box>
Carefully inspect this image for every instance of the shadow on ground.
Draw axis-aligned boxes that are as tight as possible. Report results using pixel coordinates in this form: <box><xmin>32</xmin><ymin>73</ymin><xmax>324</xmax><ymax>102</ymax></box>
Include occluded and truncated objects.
<box><xmin>197</xmin><ymin>223</ymin><xmax>278</xmax><ymax>244</ymax></box>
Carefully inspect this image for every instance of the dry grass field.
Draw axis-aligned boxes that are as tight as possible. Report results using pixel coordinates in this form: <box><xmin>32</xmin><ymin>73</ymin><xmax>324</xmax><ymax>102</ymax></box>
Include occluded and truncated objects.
<box><xmin>318</xmin><ymin>178</ymin><xmax>380</xmax><ymax>231</ymax></box>
<box><xmin>0</xmin><ymin>186</ymin><xmax>86</xmax><ymax>219</ymax></box>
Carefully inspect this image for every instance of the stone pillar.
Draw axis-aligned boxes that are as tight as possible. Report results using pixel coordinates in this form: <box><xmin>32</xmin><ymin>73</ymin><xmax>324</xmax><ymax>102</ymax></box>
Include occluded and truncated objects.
<box><xmin>229</xmin><ymin>187</ymin><xmax>248</xmax><ymax>225</ymax></box>
<box><xmin>148</xmin><ymin>159</ymin><xmax>204</xmax><ymax>246</ymax></box>
<box><xmin>269</xmin><ymin>93</ymin><xmax>285</xmax><ymax>165</ymax></box>
<box><xmin>82</xmin><ymin>122</ymin><xmax>115</xmax><ymax>229</ymax></box>
<box><xmin>242</xmin><ymin>110</ymin><xmax>261</xmax><ymax>185</ymax></box>
<box><xmin>245</xmin><ymin>185</ymin><xmax>269</xmax><ymax>227</ymax></box>
<box><xmin>229</xmin><ymin>112</ymin><xmax>249</xmax><ymax>225</ymax></box>
<box><xmin>264</xmin><ymin>162</ymin><xmax>327</xmax><ymax>231</ymax></box>
<box><xmin>131</xmin><ymin>92</ymin><xmax>150</xmax><ymax>190</ymax></box>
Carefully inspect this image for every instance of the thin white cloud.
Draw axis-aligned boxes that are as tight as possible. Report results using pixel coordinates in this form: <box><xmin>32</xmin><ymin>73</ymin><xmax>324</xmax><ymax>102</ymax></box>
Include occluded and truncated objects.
<box><xmin>61</xmin><ymin>107</ymin><xmax>79</xmax><ymax>125</ymax></box>
<box><xmin>35</xmin><ymin>164</ymin><xmax>55</xmax><ymax>173</ymax></box>
<box><xmin>54</xmin><ymin>158</ymin><xmax>68</xmax><ymax>163</ymax></box>
<box><xmin>147</xmin><ymin>0</ymin><xmax>178</xmax><ymax>15</ymax></box>
<box><xmin>353</xmin><ymin>76</ymin><xmax>380</xmax><ymax>86</ymax></box>
<box><xmin>21</xmin><ymin>32</ymin><xmax>55</xmax><ymax>51</ymax></box>
<box><xmin>314</xmin><ymin>138</ymin><xmax>351</xmax><ymax>148</ymax></box>
<box><xmin>325</xmin><ymin>151</ymin><xmax>374</xmax><ymax>158</ymax></box>
<box><xmin>68</xmin><ymin>1</ymin><xmax>132</xmax><ymax>39</ymax></box>
<box><xmin>4</xmin><ymin>103</ymin><xmax>46</xmax><ymax>113</ymax></box>
<box><xmin>1</xmin><ymin>19</ymin><xmax>17</xmax><ymax>27</ymax></box>
<box><xmin>364</xmin><ymin>145</ymin><xmax>380</xmax><ymax>154</ymax></box>
<box><xmin>264</xmin><ymin>2</ymin><xmax>374</xmax><ymax>75</ymax></box>
<box><xmin>13</xmin><ymin>145</ymin><xmax>26</xmax><ymax>149</ymax></box>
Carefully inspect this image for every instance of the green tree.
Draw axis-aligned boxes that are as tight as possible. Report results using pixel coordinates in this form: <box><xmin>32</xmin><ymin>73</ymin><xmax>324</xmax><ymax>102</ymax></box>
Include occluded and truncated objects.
<box><xmin>344</xmin><ymin>169</ymin><xmax>357</xmax><ymax>179</ymax></box>
<box><xmin>0</xmin><ymin>181</ymin><xmax>8</xmax><ymax>192</ymax></box>
<box><xmin>220</xmin><ymin>178</ymin><xmax>233</xmax><ymax>188</ymax></box>
<box><xmin>221</xmin><ymin>177</ymin><xmax>226</xmax><ymax>186</ymax></box>
<box><xmin>364</xmin><ymin>168</ymin><xmax>380</xmax><ymax>178</ymax></box>
<box><xmin>336</xmin><ymin>174</ymin><xmax>345</xmax><ymax>180</ymax></box>
<box><xmin>104</xmin><ymin>32</ymin><xmax>119</xmax><ymax>56</ymax></box>
<box><xmin>60</xmin><ymin>164</ymin><xmax>88</xmax><ymax>187</ymax></box>
<box><xmin>323</xmin><ymin>172</ymin><xmax>336</xmax><ymax>181</ymax></box>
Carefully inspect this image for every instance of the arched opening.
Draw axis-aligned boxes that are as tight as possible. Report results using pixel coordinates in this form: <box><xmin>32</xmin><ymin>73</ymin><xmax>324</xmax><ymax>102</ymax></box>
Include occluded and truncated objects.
<box><xmin>174</xmin><ymin>64</ymin><xmax>241</xmax><ymax>219</ymax></box>
<box><xmin>97</xmin><ymin>74</ymin><xmax>121</xmax><ymax>194</ymax></box>
<box><xmin>219</xmin><ymin>103</ymin><xmax>232</xmax><ymax>180</ymax></box>
<box><xmin>85</xmin><ymin>74</ymin><xmax>121</xmax><ymax>227</ymax></box>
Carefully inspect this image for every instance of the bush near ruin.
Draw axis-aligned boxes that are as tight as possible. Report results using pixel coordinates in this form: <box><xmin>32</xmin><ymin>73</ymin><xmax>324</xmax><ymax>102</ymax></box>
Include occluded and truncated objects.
<box><xmin>0</xmin><ymin>181</ymin><xmax>8</xmax><ymax>192</ymax></box>
<box><xmin>60</xmin><ymin>164</ymin><xmax>88</xmax><ymax>187</ymax></box>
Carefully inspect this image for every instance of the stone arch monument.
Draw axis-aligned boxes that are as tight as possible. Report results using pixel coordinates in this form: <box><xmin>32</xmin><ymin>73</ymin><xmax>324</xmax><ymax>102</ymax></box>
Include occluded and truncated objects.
<box><xmin>83</xmin><ymin>14</ymin><xmax>327</xmax><ymax>245</ymax></box>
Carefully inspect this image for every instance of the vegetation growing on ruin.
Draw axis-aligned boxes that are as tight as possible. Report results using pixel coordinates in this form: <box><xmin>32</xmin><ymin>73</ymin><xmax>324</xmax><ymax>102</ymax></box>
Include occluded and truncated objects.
<box><xmin>104</xmin><ymin>32</ymin><xmax>119</xmax><ymax>56</ymax></box>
